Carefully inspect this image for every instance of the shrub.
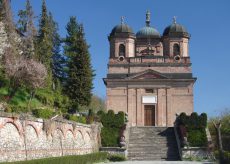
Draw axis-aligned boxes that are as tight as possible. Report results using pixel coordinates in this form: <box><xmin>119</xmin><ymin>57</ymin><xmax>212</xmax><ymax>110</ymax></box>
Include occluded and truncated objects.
<box><xmin>214</xmin><ymin>150</ymin><xmax>230</xmax><ymax>163</ymax></box>
<box><xmin>65</xmin><ymin>114</ymin><xmax>87</xmax><ymax>124</ymax></box>
<box><xmin>99</xmin><ymin>110</ymin><xmax>125</xmax><ymax>147</ymax></box>
<box><xmin>35</xmin><ymin>89</ymin><xmax>55</xmax><ymax>106</ymax></box>
<box><xmin>101</xmin><ymin>110</ymin><xmax>125</xmax><ymax>128</ymax></box>
<box><xmin>178</xmin><ymin>112</ymin><xmax>187</xmax><ymax>125</ymax></box>
<box><xmin>101</xmin><ymin>127</ymin><xmax>119</xmax><ymax>147</ymax></box>
<box><xmin>32</xmin><ymin>108</ymin><xmax>54</xmax><ymax>119</ymax></box>
<box><xmin>7</xmin><ymin>152</ymin><xmax>108</xmax><ymax>164</ymax></box>
<box><xmin>200</xmin><ymin>113</ymin><xmax>207</xmax><ymax>127</ymax></box>
<box><xmin>108</xmin><ymin>154</ymin><xmax>126</xmax><ymax>161</ymax></box>
<box><xmin>187</xmin><ymin>129</ymin><xmax>208</xmax><ymax>147</ymax></box>
<box><xmin>177</xmin><ymin>112</ymin><xmax>208</xmax><ymax>147</ymax></box>
<box><xmin>11</xmin><ymin>105</ymin><xmax>30</xmax><ymax>113</ymax></box>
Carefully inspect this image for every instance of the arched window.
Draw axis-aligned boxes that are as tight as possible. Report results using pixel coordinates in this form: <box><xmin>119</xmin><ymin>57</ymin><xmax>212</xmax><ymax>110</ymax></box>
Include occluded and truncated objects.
<box><xmin>173</xmin><ymin>44</ymin><xmax>180</xmax><ymax>56</ymax></box>
<box><xmin>119</xmin><ymin>44</ymin><xmax>125</xmax><ymax>56</ymax></box>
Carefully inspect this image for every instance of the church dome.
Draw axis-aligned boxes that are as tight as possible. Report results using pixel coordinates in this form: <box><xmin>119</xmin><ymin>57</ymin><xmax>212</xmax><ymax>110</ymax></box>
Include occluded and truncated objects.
<box><xmin>136</xmin><ymin>26</ymin><xmax>161</xmax><ymax>38</ymax></box>
<box><xmin>110</xmin><ymin>23</ymin><xmax>133</xmax><ymax>36</ymax></box>
<box><xmin>136</xmin><ymin>10</ymin><xmax>160</xmax><ymax>39</ymax></box>
<box><xmin>163</xmin><ymin>18</ymin><xmax>190</xmax><ymax>38</ymax></box>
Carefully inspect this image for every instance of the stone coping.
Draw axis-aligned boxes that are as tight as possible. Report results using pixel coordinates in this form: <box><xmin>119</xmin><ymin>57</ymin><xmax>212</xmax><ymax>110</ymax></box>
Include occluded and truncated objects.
<box><xmin>182</xmin><ymin>147</ymin><xmax>208</xmax><ymax>150</ymax></box>
<box><xmin>0</xmin><ymin>111</ymin><xmax>91</xmax><ymax>128</ymax></box>
<box><xmin>100</xmin><ymin>147</ymin><xmax>126</xmax><ymax>151</ymax></box>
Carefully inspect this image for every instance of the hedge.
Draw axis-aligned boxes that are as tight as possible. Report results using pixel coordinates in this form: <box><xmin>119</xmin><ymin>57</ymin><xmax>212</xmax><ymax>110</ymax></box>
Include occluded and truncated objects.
<box><xmin>177</xmin><ymin>112</ymin><xmax>208</xmax><ymax>147</ymax></box>
<box><xmin>5</xmin><ymin>152</ymin><xmax>108</xmax><ymax>164</ymax></box>
<box><xmin>101</xmin><ymin>127</ymin><xmax>119</xmax><ymax>147</ymax></box>
<box><xmin>187</xmin><ymin>129</ymin><xmax>208</xmax><ymax>147</ymax></box>
<box><xmin>98</xmin><ymin>110</ymin><xmax>125</xmax><ymax>147</ymax></box>
<box><xmin>214</xmin><ymin>151</ymin><xmax>230</xmax><ymax>164</ymax></box>
<box><xmin>108</xmin><ymin>154</ymin><xmax>126</xmax><ymax>161</ymax></box>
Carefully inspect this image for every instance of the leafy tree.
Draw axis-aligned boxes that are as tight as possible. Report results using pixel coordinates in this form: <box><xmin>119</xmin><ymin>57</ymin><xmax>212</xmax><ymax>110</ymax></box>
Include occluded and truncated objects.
<box><xmin>64</xmin><ymin>16</ymin><xmax>94</xmax><ymax>113</ymax></box>
<box><xmin>89</xmin><ymin>95</ymin><xmax>106</xmax><ymax>112</ymax></box>
<box><xmin>17</xmin><ymin>0</ymin><xmax>37</xmax><ymax>58</ymax></box>
<box><xmin>2</xmin><ymin>47</ymin><xmax>47</xmax><ymax>102</ymax></box>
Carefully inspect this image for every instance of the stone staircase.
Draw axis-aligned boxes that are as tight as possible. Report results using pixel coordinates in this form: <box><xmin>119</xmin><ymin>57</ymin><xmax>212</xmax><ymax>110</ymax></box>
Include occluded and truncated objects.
<box><xmin>128</xmin><ymin>127</ymin><xmax>180</xmax><ymax>161</ymax></box>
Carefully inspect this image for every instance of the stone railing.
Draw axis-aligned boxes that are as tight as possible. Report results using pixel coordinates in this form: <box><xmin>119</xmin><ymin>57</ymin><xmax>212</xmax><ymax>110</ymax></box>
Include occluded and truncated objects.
<box><xmin>174</xmin><ymin>121</ymin><xmax>182</xmax><ymax>160</ymax></box>
<box><xmin>109</xmin><ymin>56</ymin><xmax>191</xmax><ymax>65</ymax></box>
<box><xmin>174</xmin><ymin>119</ymin><xmax>215</xmax><ymax>161</ymax></box>
<box><xmin>0</xmin><ymin>112</ymin><xmax>101</xmax><ymax>162</ymax></box>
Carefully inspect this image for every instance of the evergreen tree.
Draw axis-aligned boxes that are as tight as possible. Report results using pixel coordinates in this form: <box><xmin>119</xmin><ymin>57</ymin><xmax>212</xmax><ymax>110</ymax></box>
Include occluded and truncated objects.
<box><xmin>17</xmin><ymin>0</ymin><xmax>37</xmax><ymax>58</ymax></box>
<box><xmin>36</xmin><ymin>0</ymin><xmax>53</xmax><ymax>87</ymax></box>
<box><xmin>48</xmin><ymin>12</ymin><xmax>66</xmax><ymax>88</ymax></box>
<box><xmin>64</xmin><ymin>17</ymin><xmax>94</xmax><ymax>112</ymax></box>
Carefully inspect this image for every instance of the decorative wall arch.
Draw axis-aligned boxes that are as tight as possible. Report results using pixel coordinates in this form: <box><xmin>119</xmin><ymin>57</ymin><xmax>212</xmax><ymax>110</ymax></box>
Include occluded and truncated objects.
<box><xmin>2</xmin><ymin>119</ymin><xmax>23</xmax><ymax>136</ymax></box>
<box><xmin>85</xmin><ymin>131</ymin><xmax>91</xmax><ymax>140</ymax></box>
<box><xmin>65</xmin><ymin>129</ymin><xmax>74</xmax><ymax>138</ymax></box>
<box><xmin>75</xmin><ymin>129</ymin><xmax>84</xmax><ymax>147</ymax></box>
<box><xmin>26</xmin><ymin>123</ymin><xmax>39</xmax><ymax>137</ymax></box>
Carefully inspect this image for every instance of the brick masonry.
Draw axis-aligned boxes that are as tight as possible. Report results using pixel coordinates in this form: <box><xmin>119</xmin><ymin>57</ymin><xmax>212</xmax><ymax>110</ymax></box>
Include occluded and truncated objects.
<box><xmin>0</xmin><ymin>112</ymin><xmax>101</xmax><ymax>162</ymax></box>
<box><xmin>104</xmin><ymin>15</ymin><xmax>196</xmax><ymax>127</ymax></box>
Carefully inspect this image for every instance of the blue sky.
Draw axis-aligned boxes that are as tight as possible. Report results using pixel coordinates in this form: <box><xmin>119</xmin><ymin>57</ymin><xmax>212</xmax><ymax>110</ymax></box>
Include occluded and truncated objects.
<box><xmin>11</xmin><ymin>0</ymin><xmax>230</xmax><ymax>117</ymax></box>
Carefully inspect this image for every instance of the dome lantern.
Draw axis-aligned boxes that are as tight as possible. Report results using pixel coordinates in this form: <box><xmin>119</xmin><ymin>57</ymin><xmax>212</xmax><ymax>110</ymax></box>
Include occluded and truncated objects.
<box><xmin>136</xmin><ymin>11</ymin><xmax>161</xmax><ymax>39</ymax></box>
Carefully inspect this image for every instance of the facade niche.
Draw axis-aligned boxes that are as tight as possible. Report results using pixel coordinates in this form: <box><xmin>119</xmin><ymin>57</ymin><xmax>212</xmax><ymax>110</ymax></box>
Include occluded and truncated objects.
<box><xmin>119</xmin><ymin>44</ymin><xmax>125</xmax><ymax>56</ymax></box>
<box><xmin>173</xmin><ymin>43</ymin><xmax>180</xmax><ymax>56</ymax></box>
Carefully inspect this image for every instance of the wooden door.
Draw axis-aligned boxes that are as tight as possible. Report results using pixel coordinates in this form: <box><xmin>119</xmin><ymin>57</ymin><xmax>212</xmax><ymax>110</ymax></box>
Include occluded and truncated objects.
<box><xmin>144</xmin><ymin>105</ymin><xmax>155</xmax><ymax>126</ymax></box>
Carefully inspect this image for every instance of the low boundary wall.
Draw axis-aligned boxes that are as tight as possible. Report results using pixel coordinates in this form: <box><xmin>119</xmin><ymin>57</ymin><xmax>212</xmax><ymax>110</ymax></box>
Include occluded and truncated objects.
<box><xmin>0</xmin><ymin>112</ymin><xmax>101</xmax><ymax>162</ymax></box>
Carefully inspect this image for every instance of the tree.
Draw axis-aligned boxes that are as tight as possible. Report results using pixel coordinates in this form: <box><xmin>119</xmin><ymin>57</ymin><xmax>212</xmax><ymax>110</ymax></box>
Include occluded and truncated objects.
<box><xmin>0</xmin><ymin>0</ymin><xmax>19</xmax><ymax>50</ymax></box>
<box><xmin>17</xmin><ymin>0</ymin><xmax>37</xmax><ymax>58</ymax></box>
<box><xmin>0</xmin><ymin>0</ymin><xmax>24</xmax><ymax>85</ymax></box>
<box><xmin>64</xmin><ymin>16</ymin><xmax>94</xmax><ymax>112</ymax></box>
<box><xmin>35</xmin><ymin>0</ymin><xmax>53</xmax><ymax>87</ymax></box>
<box><xmin>89</xmin><ymin>95</ymin><xmax>106</xmax><ymax>112</ymax></box>
<box><xmin>2</xmin><ymin>47</ymin><xmax>47</xmax><ymax>101</ymax></box>
<box><xmin>48</xmin><ymin>12</ymin><xmax>66</xmax><ymax>89</ymax></box>
<box><xmin>0</xmin><ymin>0</ymin><xmax>14</xmax><ymax>32</ymax></box>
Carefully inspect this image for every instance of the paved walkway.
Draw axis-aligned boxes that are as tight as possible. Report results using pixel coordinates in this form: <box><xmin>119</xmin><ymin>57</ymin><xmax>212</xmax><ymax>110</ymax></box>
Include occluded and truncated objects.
<box><xmin>98</xmin><ymin>161</ymin><xmax>215</xmax><ymax>164</ymax></box>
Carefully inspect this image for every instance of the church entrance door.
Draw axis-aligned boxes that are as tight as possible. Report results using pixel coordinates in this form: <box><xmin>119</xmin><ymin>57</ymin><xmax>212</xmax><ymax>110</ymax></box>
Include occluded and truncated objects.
<box><xmin>144</xmin><ymin>105</ymin><xmax>155</xmax><ymax>126</ymax></box>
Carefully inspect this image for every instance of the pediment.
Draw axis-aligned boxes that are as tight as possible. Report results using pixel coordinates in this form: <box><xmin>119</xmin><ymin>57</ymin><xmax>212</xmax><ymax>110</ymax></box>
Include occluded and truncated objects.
<box><xmin>127</xmin><ymin>69</ymin><xmax>168</xmax><ymax>80</ymax></box>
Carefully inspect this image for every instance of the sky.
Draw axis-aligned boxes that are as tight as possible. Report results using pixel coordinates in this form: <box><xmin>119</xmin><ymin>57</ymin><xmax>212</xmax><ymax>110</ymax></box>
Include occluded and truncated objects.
<box><xmin>11</xmin><ymin>0</ymin><xmax>230</xmax><ymax>117</ymax></box>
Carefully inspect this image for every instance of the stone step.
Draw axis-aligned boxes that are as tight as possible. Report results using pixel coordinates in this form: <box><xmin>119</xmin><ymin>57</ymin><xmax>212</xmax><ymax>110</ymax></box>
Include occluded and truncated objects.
<box><xmin>128</xmin><ymin>152</ymin><xmax>179</xmax><ymax>157</ymax></box>
<box><xmin>128</xmin><ymin>146</ymin><xmax>178</xmax><ymax>151</ymax></box>
<box><xmin>128</xmin><ymin>156</ymin><xmax>180</xmax><ymax>160</ymax></box>
<box><xmin>128</xmin><ymin>157</ymin><xmax>180</xmax><ymax>161</ymax></box>
<box><xmin>128</xmin><ymin>155</ymin><xmax>180</xmax><ymax>160</ymax></box>
<box><xmin>129</xmin><ymin>139</ymin><xmax>177</xmax><ymax>143</ymax></box>
<box><xmin>128</xmin><ymin>144</ymin><xmax>177</xmax><ymax>149</ymax></box>
<box><xmin>128</xmin><ymin>127</ymin><xmax>179</xmax><ymax>161</ymax></box>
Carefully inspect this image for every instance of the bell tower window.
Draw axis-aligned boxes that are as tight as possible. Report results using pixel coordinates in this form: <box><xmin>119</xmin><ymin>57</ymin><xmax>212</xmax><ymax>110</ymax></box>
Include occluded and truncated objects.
<box><xmin>173</xmin><ymin>44</ymin><xmax>180</xmax><ymax>56</ymax></box>
<box><xmin>119</xmin><ymin>44</ymin><xmax>126</xmax><ymax>56</ymax></box>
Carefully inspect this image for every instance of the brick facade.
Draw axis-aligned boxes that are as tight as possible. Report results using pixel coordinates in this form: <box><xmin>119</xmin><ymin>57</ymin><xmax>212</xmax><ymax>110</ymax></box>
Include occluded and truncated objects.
<box><xmin>104</xmin><ymin>12</ymin><xmax>196</xmax><ymax>127</ymax></box>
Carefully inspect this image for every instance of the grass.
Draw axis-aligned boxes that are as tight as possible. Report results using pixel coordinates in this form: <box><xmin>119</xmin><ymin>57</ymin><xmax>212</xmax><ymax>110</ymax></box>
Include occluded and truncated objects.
<box><xmin>2</xmin><ymin>152</ymin><xmax>108</xmax><ymax>164</ymax></box>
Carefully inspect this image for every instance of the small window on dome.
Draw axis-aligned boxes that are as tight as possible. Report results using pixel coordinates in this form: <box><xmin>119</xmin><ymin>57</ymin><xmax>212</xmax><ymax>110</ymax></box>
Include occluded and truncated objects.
<box><xmin>119</xmin><ymin>44</ymin><xmax>125</xmax><ymax>57</ymax></box>
<box><xmin>173</xmin><ymin>44</ymin><xmax>180</xmax><ymax>56</ymax></box>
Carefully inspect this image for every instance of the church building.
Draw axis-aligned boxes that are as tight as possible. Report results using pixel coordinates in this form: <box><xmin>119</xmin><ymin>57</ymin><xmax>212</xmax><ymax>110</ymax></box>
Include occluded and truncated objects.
<box><xmin>103</xmin><ymin>11</ymin><xmax>196</xmax><ymax>127</ymax></box>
